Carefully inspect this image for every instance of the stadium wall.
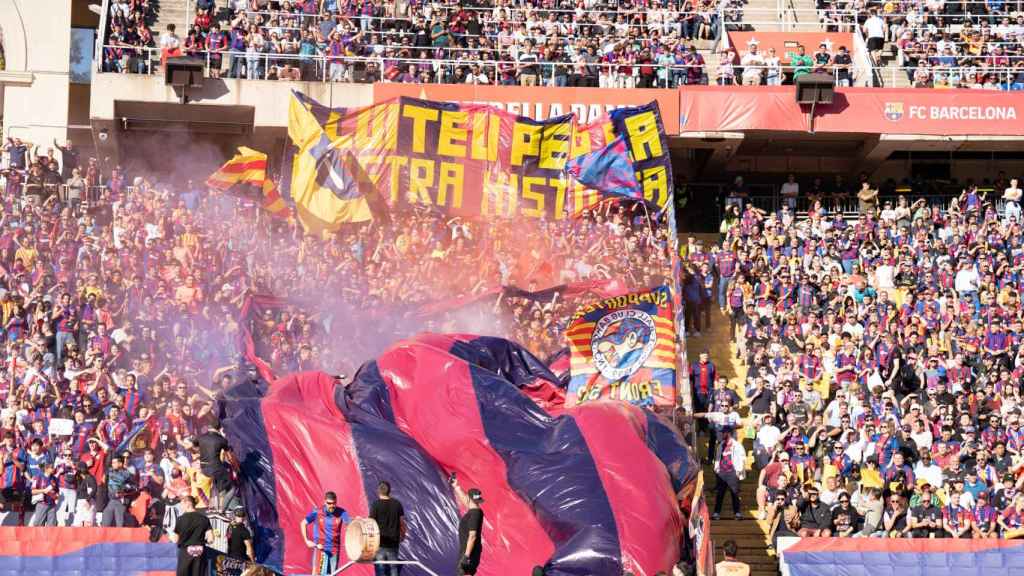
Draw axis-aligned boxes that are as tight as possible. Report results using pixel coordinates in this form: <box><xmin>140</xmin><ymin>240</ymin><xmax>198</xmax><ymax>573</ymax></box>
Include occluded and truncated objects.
<box><xmin>0</xmin><ymin>0</ymin><xmax>74</xmax><ymax>145</ymax></box>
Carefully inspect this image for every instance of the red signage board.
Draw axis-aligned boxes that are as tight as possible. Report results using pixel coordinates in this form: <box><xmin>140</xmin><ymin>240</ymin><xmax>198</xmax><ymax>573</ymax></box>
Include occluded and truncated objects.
<box><xmin>679</xmin><ymin>86</ymin><xmax>1024</xmax><ymax>136</ymax></box>
<box><xmin>374</xmin><ymin>83</ymin><xmax>681</xmax><ymax>133</ymax></box>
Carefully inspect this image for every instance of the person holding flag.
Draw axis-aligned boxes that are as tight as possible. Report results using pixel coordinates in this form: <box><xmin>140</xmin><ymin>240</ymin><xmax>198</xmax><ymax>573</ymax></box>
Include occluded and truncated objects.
<box><xmin>300</xmin><ymin>490</ymin><xmax>350</xmax><ymax>575</ymax></box>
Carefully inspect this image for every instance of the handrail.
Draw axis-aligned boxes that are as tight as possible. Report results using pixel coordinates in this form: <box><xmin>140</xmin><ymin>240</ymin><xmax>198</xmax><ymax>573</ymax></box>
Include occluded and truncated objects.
<box><xmin>293</xmin><ymin>559</ymin><xmax>442</xmax><ymax>576</ymax></box>
<box><xmin>95</xmin><ymin>44</ymin><xmax>1024</xmax><ymax>91</ymax></box>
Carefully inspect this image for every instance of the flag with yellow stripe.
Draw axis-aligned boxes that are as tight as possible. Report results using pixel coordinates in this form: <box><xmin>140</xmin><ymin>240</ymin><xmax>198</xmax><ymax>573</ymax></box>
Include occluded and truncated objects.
<box><xmin>288</xmin><ymin>90</ymin><xmax>372</xmax><ymax>235</ymax></box>
<box><xmin>206</xmin><ymin>146</ymin><xmax>290</xmax><ymax>219</ymax></box>
<box><xmin>565</xmin><ymin>285</ymin><xmax>677</xmax><ymax>408</ymax></box>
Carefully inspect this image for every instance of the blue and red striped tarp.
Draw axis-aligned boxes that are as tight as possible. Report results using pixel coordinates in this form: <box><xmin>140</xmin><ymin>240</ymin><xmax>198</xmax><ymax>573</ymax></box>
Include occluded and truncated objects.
<box><xmin>221</xmin><ymin>333</ymin><xmax>698</xmax><ymax>576</ymax></box>
<box><xmin>0</xmin><ymin>527</ymin><xmax>175</xmax><ymax>576</ymax></box>
<box><xmin>784</xmin><ymin>537</ymin><xmax>1024</xmax><ymax>576</ymax></box>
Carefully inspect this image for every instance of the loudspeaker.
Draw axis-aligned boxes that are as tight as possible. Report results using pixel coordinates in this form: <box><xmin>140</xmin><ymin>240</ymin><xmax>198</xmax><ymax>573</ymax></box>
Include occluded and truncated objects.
<box><xmin>164</xmin><ymin>57</ymin><xmax>205</xmax><ymax>89</ymax></box>
<box><xmin>795</xmin><ymin>72</ymin><xmax>835</xmax><ymax>105</ymax></box>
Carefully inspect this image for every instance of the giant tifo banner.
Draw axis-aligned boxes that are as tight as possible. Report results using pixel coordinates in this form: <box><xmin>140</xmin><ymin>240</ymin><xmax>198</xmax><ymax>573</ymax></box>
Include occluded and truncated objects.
<box><xmin>565</xmin><ymin>286</ymin><xmax>677</xmax><ymax>407</ymax></box>
<box><xmin>289</xmin><ymin>91</ymin><xmax>674</xmax><ymax>233</ymax></box>
<box><xmin>679</xmin><ymin>86</ymin><xmax>1024</xmax><ymax>136</ymax></box>
<box><xmin>374</xmin><ymin>83</ymin><xmax>681</xmax><ymax>131</ymax></box>
<box><xmin>782</xmin><ymin>537</ymin><xmax>1024</xmax><ymax>576</ymax></box>
<box><xmin>222</xmin><ymin>335</ymin><xmax>697</xmax><ymax>576</ymax></box>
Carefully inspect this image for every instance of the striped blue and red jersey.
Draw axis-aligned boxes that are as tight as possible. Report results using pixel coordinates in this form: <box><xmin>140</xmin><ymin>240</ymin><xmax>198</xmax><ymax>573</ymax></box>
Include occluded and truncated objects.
<box><xmin>305</xmin><ymin>505</ymin><xmax>350</xmax><ymax>555</ymax></box>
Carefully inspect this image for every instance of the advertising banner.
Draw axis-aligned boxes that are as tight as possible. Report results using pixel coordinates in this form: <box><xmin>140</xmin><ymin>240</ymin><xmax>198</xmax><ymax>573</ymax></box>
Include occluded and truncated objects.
<box><xmin>374</xmin><ymin>83</ymin><xmax>681</xmax><ymax>132</ymax></box>
<box><xmin>679</xmin><ymin>86</ymin><xmax>1024</xmax><ymax>136</ymax></box>
<box><xmin>565</xmin><ymin>286</ymin><xmax>677</xmax><ymax>407</ymax></box>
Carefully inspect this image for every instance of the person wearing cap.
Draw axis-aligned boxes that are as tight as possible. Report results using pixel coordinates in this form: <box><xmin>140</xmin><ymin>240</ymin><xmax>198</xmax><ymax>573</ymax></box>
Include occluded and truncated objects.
<box><xmin>226</xmin><ymin>506</ymin><xmax>254</xmax><ymax>562</ymax></box>
<box><xmin>797</xmin><ymin>484</ymin><xmax>832</xmax><ymax>536</ymax></box>
<box><xmin>973</xmin><ymin>478</ymin><xmax>998</xmax><ymax>538</ymax></box>
<box><xmin>756</xmin><ymin>451</ymin><xmax>791</xmax><ymax>520</ymax></box>
<box><xmin>452</xmin><ymin>478</ymin><xmax>484</xmax><ymax>575</ymax></box>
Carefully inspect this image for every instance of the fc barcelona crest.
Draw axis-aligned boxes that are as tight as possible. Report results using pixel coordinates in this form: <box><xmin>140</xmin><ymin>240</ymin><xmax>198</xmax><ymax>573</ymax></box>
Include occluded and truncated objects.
<box><xmin>884</xmin><ymin>102</ymin><xmax>904</xmax><ymax>122</ymax></box>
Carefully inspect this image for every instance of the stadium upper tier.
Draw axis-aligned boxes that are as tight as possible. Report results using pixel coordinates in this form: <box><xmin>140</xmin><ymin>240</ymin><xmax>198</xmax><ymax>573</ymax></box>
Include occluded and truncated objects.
<box><xmin>96</xmin><ymin>0</ymin><xmax>1024</xmax><ymax>90</ymax></box>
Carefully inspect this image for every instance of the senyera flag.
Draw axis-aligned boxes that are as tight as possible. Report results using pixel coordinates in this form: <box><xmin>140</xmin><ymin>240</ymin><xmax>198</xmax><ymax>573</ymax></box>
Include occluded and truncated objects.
<box><xmin>206</xmin><ymin>146</ymin><xmax>290</xmax><ymax>218</ymax></box>
<box><xmin>565</xmin><ymin>285</ymin><xmax>677</xmax><ymax>407</ymax></box>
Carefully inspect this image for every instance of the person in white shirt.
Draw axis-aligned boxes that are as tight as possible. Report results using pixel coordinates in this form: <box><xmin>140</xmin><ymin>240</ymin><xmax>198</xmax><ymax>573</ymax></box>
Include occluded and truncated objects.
<box><xmin>764</xmin><ymin>47</ymin><xmax>782</xmax><ymax>85</ymax></box>
<box><xmin>954</xmin><ymin>260</ymin><xmax>980</xmax><ymax>312</ymax></box>
<box><xmin>819</xmin><ymin>474</ymin><xmax>841</xmax><ymax>506</ymax></box>
<box><xmin>1004</xmin><ymin>177</ymin><xmax>1022</xmax><ymax>222</ymax></box>
<box><xmin>863</xmin><ymin>9</ymin><xmax>886</xmax><ymax>61</ymax></box>
<box><xmin>740</xmin><ymin>40</ymin><xmax>765</xmax><ymax>86</ymax></box>
<box><xmin>754</xmin><ymin>414</ymin><xmax>781</xmax><ymax>467</ymax></box>
<box><xmin>465</xmin><ymin>64</ymin><xmax>490</xmax><ymax>84</ymax></box>
<box><xmin>908</xmin><ymin>413</ymin><xmax>932</xmax><ymax>452</ymax></box>
<box><xmin>914</xmin><ymin>450</ymin><xmax>943</xmax><ymax>488</ymax></box>
<box><xmin>159</xmin><ymin>24</ymin><xmax>181</xmax><ymax>52</ymax></box>
<box><xmin>780</xmin><ymin>173</ymin><xmax>799</xmax><ymax>209</ymax></box>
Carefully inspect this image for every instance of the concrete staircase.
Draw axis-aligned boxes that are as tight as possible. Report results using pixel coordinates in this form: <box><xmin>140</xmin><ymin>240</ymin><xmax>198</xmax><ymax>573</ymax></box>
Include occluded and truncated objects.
<box><xmin>877</xmin><ymin>43</ymin><xmax>913</xmax><ymax>88</ymax></box>
<box><xmin>741</xmin><ymin>0</ymin><xmax>823</xmax><ymax>32</ymax></box>
<box><xmin>153</xmin><ymin>0</ymin><xmax>189</xmax><ymax>36</ymax></box>
<box><xmin>684</xmin><ymin>239</ymin><xmax>779</xmax><ymax>576</ymax></box>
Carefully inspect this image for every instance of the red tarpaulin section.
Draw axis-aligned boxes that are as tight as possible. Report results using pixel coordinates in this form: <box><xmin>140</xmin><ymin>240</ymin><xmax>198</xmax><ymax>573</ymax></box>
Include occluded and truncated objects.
<box><xmin>679</xmin><ymin>86</ymin><xmax>1024</xmax><ymax>136</ymax></box>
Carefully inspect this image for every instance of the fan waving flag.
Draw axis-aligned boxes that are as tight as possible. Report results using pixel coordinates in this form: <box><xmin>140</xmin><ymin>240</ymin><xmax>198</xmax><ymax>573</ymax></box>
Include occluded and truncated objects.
<box><xmin>206</xmin><ymin>146</ymin><xmax>290</xmax><ymax>218</ymax></box>
<box><xmin>565</xmin><ymin>136</ymin><xmax>643</xmax><ymax>216</ymax></box>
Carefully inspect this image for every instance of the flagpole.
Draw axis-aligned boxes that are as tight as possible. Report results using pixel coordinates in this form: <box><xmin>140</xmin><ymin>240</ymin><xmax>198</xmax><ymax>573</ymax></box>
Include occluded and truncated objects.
<box><xmin>638</xmin><ymin>199</ymin><xmax>656</xmax><ymax>239</ymax></box>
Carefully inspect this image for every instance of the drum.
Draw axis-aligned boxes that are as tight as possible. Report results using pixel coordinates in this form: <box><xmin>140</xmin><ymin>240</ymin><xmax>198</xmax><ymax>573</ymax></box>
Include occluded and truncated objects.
<box><xmin>345</xmin><ymin>517</ymin><xmax>381</xmax><ymax>561</ymax></box>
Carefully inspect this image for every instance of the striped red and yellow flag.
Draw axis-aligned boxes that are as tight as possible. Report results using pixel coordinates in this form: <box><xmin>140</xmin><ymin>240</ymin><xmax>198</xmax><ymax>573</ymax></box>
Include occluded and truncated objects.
<box><xmin>206</xmin><ymin>147</ymin><xmax>290</xmax><ymax>219</ymax></box>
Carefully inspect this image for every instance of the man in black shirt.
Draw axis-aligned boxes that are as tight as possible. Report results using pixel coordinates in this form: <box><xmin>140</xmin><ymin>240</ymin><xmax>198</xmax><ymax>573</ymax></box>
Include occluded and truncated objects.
<box><xmin>369</xmin><ymin>481</ymin><xmax>406</xmax><ymax>576</ymax></box>
<box><xmin>908</xmin><ymin>483</ymin><xmax>942</xmax><ymax>538</ymax></box>
<box><xmin>195</xmin><ymin>420</ymin><xmax>233</xmax><ymax>506</ymax></box>
<box><xmin>454</xmin><ymin>481</ymin><xmax>484</xmax><ymax>575</ymax></box>
<box><xmin>171</xmin><ymin>496</ymin><xmax>212</xmax><ymax>576</ymax></box>
<box><xmin>227</xmin><ymin>507</ymin><xmax>254</xmax><ymax>562</ymax></box>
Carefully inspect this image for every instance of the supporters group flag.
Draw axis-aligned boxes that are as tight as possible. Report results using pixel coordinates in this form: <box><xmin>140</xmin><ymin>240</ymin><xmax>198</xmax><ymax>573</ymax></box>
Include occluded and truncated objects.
<box><xmin>206</xmin><ymin>147</ymin><xmax>290</xmax><ymax>218</ymax></box>
<box><xmin>565</xmin><ymin>286</ymin><xmax>677</xmax><ymax>407</ymax></box>
<box><xmin>285</xmin><ymin>90</ymin><xmax>673</xmax><ymax>234</ymax></box>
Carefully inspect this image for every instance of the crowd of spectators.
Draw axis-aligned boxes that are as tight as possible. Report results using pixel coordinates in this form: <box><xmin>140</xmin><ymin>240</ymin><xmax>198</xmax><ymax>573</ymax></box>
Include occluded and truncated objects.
<box><xmin>696</xmin><ymin>173</ymin><xmax>1024</xmax><ymax>541</ymax></box>
<box><xmin>715</xmin><ymin>39</ymin><xmax>856</xmax><ymax>85</ymax></box>
<box><xmin>0</xmin><ymin>135</ymin><xmax>675</xmax><ymax>529</ymax></box>
<box><xmin>825</xmin><ymin>2</ymin><xmax>1024</xmax><ymax>89</ymax></box>
<box><xmin>102</xmin><ymin>0</ymin><xmax>161</xmax><ymax>74</ymax></box>
<box><xmin>99</xmin><ymin>0</ymin><xmax>765</xmax><ymax>86</ymax></box>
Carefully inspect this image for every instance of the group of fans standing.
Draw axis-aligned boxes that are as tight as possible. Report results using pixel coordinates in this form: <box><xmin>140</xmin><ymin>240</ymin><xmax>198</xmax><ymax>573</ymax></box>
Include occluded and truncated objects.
<box><xmin>693</xmin><ymin>177</ymin><xmax>1024</xmax><ymax>544</ymax></box>
<box><xmin>0</xmin><ymin>130</ymin><xmax>674</xmax><ymax>544</ymax></box>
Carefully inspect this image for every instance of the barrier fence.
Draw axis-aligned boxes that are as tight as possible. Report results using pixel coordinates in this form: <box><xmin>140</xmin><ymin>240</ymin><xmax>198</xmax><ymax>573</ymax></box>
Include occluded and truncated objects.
<box><xmin>95</xmin><ymin>44</ymin><xmax>1024</xmax><ymax>90</ymax></box>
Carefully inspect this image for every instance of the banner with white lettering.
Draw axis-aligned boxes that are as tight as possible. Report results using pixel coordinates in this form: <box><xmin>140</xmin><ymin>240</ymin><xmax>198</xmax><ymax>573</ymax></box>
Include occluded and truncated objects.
<box><xmin>375</xmin><ymin>84</ymin><xmax>681</xmax><ymax>133</ymax></box>
<box><xmin>680</xmin><ymin>86</ymin><xmax>1024</xmax><ymax>136</ymax></box>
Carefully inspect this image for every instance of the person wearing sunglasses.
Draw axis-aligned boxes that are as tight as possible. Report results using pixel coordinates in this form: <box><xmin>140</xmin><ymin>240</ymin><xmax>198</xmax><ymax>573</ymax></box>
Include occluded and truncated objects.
<box><xmin>301</xmin><ymin>491</ymin><xmax>350</xmax><ymax>575</ymax></box>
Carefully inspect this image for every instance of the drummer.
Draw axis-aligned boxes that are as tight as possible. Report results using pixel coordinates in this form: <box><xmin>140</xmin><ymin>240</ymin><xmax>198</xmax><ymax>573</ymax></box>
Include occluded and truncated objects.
<box><xmin>300</xmin><ymin>491</ymin><xmax>350</xmax><ymax>575</ymax></box>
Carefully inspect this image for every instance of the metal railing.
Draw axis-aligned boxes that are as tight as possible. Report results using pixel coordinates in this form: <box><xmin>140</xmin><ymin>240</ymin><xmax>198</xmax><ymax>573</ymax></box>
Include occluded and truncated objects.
<box><xmin>294</xmin><ymin>559</ymin><xmax>441</xmax><ymax>576</ymax></box>
<box><xmin>1</xmin><ymin>181</ymin><xmax>108</xmax><ymax>213</ymax></box>
<box><xmin>96</xmin><ymin>44</ymin><xmax>1024</xmax><ymax>90</ymax></box>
